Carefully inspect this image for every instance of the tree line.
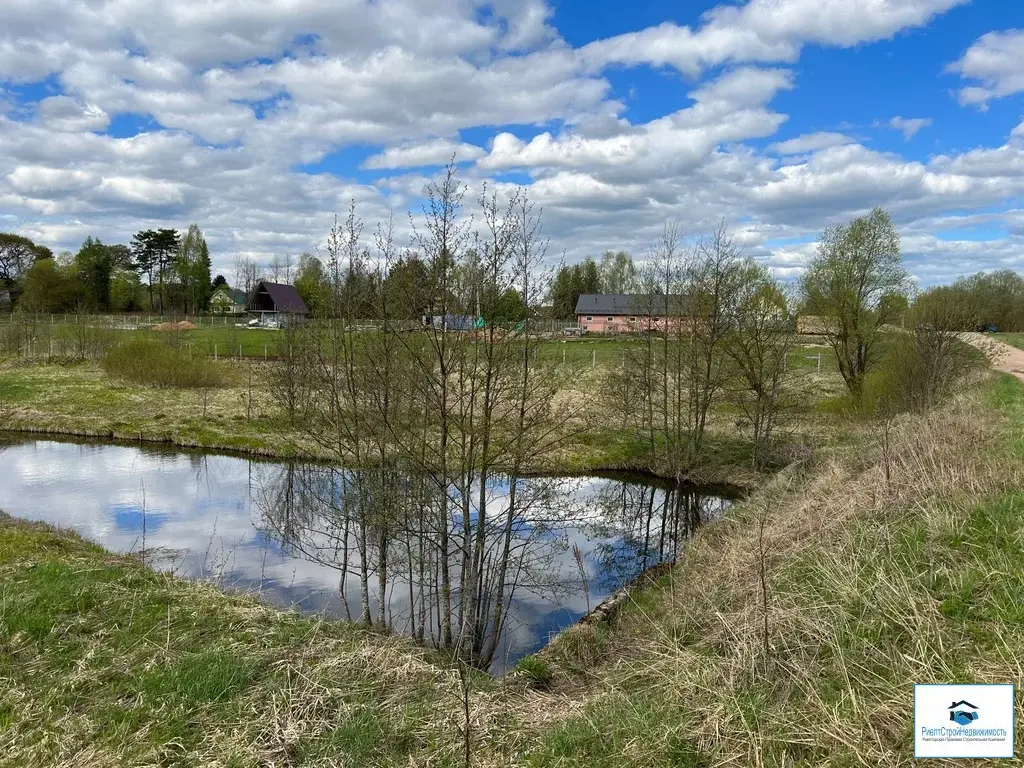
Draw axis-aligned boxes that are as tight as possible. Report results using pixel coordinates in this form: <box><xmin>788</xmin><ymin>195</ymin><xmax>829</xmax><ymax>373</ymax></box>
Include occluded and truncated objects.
<box><xmin>0</xmin><ymin>225</ymin><xmax>213</xmax><ymax>315</ymax></box>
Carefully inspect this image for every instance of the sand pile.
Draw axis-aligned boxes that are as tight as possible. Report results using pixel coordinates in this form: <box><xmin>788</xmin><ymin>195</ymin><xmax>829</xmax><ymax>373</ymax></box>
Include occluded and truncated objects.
<box><xmin>152</xmin><ymin>320</ymin><xmax>199</xmax><ymax>332</ymax></box>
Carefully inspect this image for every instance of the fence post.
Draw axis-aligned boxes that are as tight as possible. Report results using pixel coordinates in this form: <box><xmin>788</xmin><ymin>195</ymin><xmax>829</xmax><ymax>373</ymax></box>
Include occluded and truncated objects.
<box><xmin>592</xmin><ymin>349</ymin><xmax>596</xmax><ymax>369</ymax></box>
<box><xmin>264</xmin><ymin>345</ymin><xmax>267</xmax><ymax>361</ymax></box>
<box><xmin>214</xmin><ymin>344</ymin><xmax>218</xmax><ymax>360</ymax></box>
<box><xmin>817</xmin><ymin>353</ymin><xmax>822</xmax><ymax>373</ymax></box>
<box><xmin>239</xmin><ymin>344</ymin><xmax>242</xmax><ymax>361</ymax></box>
<box><xmin>562</xmin><ymin>348</ymin><xmax>566</xmax><ymax>365</ymax></box>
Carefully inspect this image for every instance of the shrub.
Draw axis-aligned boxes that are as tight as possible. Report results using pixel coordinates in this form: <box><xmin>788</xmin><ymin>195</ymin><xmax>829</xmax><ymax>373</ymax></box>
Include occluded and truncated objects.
<box><xmin>52</xmin><ymin>323</ymin><xmax>118</xmax><ymax>360</ymax></box>
<box><xmin>102</xmin><ymin>338</ymin><xmax>225</xmax><ymax>389</ymax></box>
<box><xmin>864</xmin><ymin>333</ymin><xmax>983</xmax><ymax>417</ymax></box>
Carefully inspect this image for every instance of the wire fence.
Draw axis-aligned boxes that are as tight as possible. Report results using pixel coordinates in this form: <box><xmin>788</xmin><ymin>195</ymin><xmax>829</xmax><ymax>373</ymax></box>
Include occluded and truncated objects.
<box><xmin>0</xmin><ymin>312</ymin><xmax>832</xmax><ymax>372</ymax></box>
<box><xmin>0</xmin><ymin>313</ymin><xmax>580</xmax><ymax>333</ymax></box>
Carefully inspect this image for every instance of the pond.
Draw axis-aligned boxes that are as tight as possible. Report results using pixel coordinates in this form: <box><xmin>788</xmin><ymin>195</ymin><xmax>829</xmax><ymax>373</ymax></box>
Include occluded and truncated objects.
<box><xmin>0</xmin><ymin>436</ymin><xmax>736</xmax><ymax>671</ymax></box>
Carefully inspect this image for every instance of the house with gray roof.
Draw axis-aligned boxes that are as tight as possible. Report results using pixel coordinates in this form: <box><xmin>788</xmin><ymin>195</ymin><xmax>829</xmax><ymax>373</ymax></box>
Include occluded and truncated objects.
<box><xmin>574</xmin><ymin>293</ymin><xmax>692</xmax><ymax>334</ymax></box>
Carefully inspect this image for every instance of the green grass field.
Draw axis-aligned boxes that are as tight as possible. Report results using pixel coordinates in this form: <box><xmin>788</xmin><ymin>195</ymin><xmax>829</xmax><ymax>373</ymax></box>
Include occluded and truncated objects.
<box><xmin>0</xmin><ymin>514</ymin><xmax>504</xmax><ymax>767</ymax></box>
<box><xmin>1</xmin><ymin>314</ymin><xmax>839</xmax><ymax>369</ymax></box>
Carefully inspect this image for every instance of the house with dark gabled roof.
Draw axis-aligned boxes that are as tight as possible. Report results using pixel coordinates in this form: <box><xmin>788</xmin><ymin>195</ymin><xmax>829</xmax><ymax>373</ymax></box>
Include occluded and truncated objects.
<box><xmin>574</xmin><ymin>293</ymin><xmax>693</xmax><ymax>334</ymax></box>
<box><xmin>246</xmin><ymin>281</ymin><xmax>309</xmax><ymax>327</ymax></box>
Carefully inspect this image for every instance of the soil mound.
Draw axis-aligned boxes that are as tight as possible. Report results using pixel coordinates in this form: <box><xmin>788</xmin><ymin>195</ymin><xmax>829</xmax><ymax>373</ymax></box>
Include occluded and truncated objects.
<box><xmin>152</xmin><ymin>320</ymin><xmax>198</xmax><ymax>332</ymax></box>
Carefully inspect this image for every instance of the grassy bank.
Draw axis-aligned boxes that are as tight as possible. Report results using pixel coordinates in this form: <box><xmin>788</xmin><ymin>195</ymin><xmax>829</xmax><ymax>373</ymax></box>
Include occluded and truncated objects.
<box><xmin>2</xmin><ymin>374</ymin><xmax>1020</xmax><ymax>765</ymax></box>
<box><xmin>0</xmin><ymin>515</ymin><xmax>535</xmax><ymax>767</ymax></box>
<box><xmin>0</xmin><ymin>343</ymin><xmax>845</xmax><ymax>486</ymax></box>
<box><xmin>525</xmin><ymin>372</ymin><xmax>1024</xmax><ymax>766</ymax></box>
<box><xmin>0</xmin><ymin>359</ymin><xmax>286</xmax><ymax>457</ymax></box>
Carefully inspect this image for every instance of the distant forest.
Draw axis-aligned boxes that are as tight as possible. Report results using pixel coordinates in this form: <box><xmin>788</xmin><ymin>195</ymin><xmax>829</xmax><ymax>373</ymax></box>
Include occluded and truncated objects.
<box><xmin>2</xmin><ymin>225</ymin><xmax>1024</xmax><ymax>331</ymax></box>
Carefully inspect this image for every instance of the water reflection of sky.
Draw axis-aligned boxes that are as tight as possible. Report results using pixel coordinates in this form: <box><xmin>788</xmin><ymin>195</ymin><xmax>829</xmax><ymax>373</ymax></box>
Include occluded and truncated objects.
<box><xmin>0</xmin><ymin>437</ymin><xmax>731</xmax><ymax>670</ymax></box>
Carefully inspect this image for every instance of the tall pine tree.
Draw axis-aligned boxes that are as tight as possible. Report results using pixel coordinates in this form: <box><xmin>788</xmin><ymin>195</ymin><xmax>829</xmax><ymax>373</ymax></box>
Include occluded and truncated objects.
<box><xmin>131</xmin><ymin>230</ymin><xmax>158</xmax><ymax>310</ymax></box>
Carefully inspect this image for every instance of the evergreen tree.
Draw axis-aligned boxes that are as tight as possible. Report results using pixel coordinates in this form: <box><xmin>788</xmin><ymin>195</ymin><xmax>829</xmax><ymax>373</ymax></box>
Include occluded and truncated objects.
<box><xmin>549</xmin><ymin>256</ymin><xmax>603</xmax><ymax>318</ymax></box>
<box><xmin>74</xmin><ymin>237</ymin><xmax>115</xmax><ymax>311</ymax></box>
<box><xmin>153</xmin><ymin>228</ymin><xmax>180</xmax><ymax>314</ymax></box>
<box><xmin>131</xmin><ymin>230</ymin><xmax>158</xmax><ymax>309</ymax></box>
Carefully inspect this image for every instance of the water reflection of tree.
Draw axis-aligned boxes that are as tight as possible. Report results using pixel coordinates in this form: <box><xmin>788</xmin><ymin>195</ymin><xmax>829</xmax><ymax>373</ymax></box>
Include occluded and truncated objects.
<box><xmin>585</xmin><ymin>479</ymin><xmax>730</xmax><ymax>593</ymax></box>
<box><xmin>254</xmin><ymin>463</ymin><xmax>575</xmax><ymax>669</ymax></box>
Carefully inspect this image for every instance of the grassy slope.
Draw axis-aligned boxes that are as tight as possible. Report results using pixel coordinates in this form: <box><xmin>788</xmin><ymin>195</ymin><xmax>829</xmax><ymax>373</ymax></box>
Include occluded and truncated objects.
<box><xmin>0</xmin><ymin>517</ymin><xmax>532</xmax><ymax>767</ymax></box>
<box><xmin>526</xmin><ymin>373</ymin><xmax>1024</xmax><ymax>766</ymax></box>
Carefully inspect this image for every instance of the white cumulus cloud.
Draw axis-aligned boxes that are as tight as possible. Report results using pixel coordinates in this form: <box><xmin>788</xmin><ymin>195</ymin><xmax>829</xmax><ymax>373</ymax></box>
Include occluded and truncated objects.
<box><xmin>0</xmin><ymin>0</ymin><xmax>1019</xmax><ymax>286</ymax></box>
<box><xmin>947</xmin><ymin>29</ymin><xmax>1024</xmax><ymax>108</ymax></box>
<box><xmin>888</xmin><ymin>116</ymin><xmax>932</xmax><ymax>139</ymax></box>
<box><xmin>361</xmin><ymin>139</ymin><xmax>486</xmax><ymax>170</ymax></box>
<box><xmin>36</xmin><ymin>96</ymin><xmax>110</xmax><ymax>133</ymax></box>
<box><xmin>770</xmin><ymin>132</ymin><xmax>855</xmax><ymax>154</ymax></box>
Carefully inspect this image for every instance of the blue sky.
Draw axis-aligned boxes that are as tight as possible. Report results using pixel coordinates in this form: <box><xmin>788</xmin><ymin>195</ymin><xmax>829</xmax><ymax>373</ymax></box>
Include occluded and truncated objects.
<box><xmin>1</xmin><ymin>0</ymin><xmax>1023</xmax><ymax>286</ymax></box>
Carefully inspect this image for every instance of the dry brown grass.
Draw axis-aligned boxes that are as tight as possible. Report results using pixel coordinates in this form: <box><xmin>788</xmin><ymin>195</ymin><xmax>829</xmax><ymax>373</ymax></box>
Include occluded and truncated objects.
<box><xmin>529</xmin><ymin>373</ymin><xmax>1024</xmax><ymax>766</ymax></box>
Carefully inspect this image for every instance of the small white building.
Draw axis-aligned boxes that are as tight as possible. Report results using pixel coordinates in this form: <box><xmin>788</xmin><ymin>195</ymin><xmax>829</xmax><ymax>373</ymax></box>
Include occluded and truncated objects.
<box><xmin>209</xmin><ymin>286</ymin><xmax>247</xmax><ymax>314</ymax></box>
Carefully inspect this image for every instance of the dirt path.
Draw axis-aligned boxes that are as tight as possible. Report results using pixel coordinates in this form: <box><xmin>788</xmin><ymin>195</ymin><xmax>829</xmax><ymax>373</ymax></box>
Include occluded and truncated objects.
<box><xmin>960</xmin><ymin>332</ymin><xmax>1024</xmax><ymax>383</ymax></box>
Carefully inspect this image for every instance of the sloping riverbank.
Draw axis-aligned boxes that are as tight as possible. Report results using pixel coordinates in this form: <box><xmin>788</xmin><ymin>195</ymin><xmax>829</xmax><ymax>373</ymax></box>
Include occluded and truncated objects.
<box><xmin>3</xmin><ymin>373</ymin><xmax>1022</xmax><ymax>766</ymax></box>
<box><xmin>0</xmin><ymin>359</ymin><xmax>780</xmax><ymax>488</ymax></box>
<box><xmin>520</xmin><ymin>372</ymin><xmax>1024</xmax><ymax>766</ymax></box>
<box><xmin>0</xmin><ymin>514</ymin><xmax>540</xmax><ymax>766</ymax></box>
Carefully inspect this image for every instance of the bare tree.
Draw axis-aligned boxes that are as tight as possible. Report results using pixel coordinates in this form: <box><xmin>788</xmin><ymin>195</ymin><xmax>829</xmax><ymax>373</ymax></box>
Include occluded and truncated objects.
<box><xmin>684</xmin><ymin>222</ymin><xmax>746</xmax><ymax>466</ymax></box>
<box><xmin>636</xmin><ymin>219</ymin><xmax>744</xmax><ymax>476</ymax></box>
<box><xmin>233</xmin><ymin>255</ymin><xmax>259</xmax><ymax>297</ymax></box>
<box><xmin>887</xmin><ymin>289</ymin><xmax>981</xmax><ymax>413</ymax></box>
<box><xmin>725</xmin><ymin>262</ymin><xmax>796</xmax><ymax>469</ymax></box>
<box><xmin>269</xmin><ymin>254</ymin><xmax>283</xmax><ymax>282</ymax></box>
<box><xmin>264</xmin><ymin>168</ymin><xmax>582</xmax><ymax>669</ymax></box>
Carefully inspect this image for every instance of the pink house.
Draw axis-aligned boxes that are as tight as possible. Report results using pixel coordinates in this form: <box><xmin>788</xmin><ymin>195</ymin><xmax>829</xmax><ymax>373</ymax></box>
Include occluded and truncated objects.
<box><xmin>575</xmin><ymin>294</ymin><xmax>691</xmax><ymax>334</ymax></box>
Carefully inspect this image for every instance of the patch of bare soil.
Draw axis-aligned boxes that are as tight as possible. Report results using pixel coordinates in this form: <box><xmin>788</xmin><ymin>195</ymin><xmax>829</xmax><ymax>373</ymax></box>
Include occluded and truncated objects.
<box><xmin>960</xmin><ymin>332</ymin><xmax>1024</xmax><ymax>382</ymax></box>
